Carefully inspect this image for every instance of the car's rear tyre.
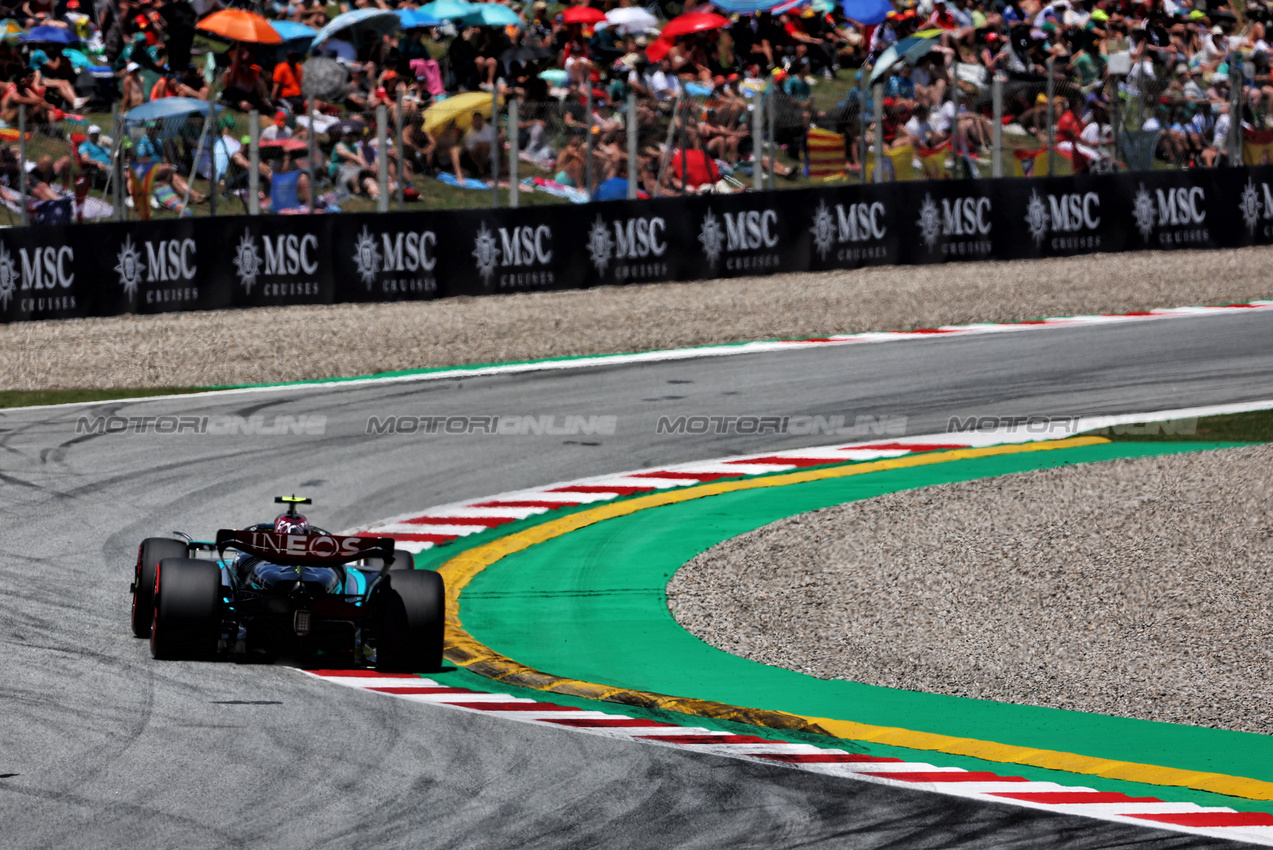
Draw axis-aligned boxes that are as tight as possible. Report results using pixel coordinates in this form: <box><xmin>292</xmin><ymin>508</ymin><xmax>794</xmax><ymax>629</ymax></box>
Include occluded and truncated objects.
<box><xmin>377</xmin><ymin>570</ymin><xmax>445</xmax><ymax>672</ymax></box>
<box><xmin>150</xmin><ymin>558</ymin><xmax>222</xmax><ymax>660</ymax></box>
<box><xmin>131</xmin><ymin>537</ymin><xmax>187</xmax><ymax>638</ymax></box>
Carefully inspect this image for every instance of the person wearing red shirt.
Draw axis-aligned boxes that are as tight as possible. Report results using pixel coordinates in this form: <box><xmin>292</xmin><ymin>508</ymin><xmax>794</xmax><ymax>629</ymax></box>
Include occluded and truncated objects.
<box><xmin>272</xmin><ymin>51</ymin><xmax>304</xmax><ymax>110</ymax></box>
<box><xmin>927</xmin><ymin>0</ymin><xmax>959</xmax><ymax>31</ymax></box>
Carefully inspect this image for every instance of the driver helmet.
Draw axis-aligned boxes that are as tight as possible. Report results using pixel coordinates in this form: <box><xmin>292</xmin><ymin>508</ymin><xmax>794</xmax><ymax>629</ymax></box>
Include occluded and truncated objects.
<box><xmin>274</xmin><ymin>513</ymin><xmax>310</xmax><ymax>534</ymax></box>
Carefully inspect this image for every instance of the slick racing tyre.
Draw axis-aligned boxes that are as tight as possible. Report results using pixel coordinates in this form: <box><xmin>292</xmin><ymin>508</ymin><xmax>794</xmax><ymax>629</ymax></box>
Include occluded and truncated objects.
<box><xmin>150</xmin><ymin>558</ymin><xmax>222</xmax><ymax>660</ymax></box>
<box><xmin>131</xmin><ymin>537</ymin><xmax>188</xmax><ymax>638</ymax></box>
<box><xmin>377</xmin><ymin>570</ymin><xmax>445</xmax><ymax>672</ymax></box>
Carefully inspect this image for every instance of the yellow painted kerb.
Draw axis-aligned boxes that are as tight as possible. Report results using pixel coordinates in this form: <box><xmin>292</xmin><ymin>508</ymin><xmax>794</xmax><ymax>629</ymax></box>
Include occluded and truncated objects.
<box><xmin>436</xmin><ymin>437</ymin><xmax>1273</xmax><ymax>802</ymax></box>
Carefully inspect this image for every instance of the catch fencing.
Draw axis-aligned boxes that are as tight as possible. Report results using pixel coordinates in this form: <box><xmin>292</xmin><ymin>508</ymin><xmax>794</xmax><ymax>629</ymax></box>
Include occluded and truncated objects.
<box><xmin>3</xmin><ymin>52</ymin><xmax>1255</xmax><ymax>225</ymax></box>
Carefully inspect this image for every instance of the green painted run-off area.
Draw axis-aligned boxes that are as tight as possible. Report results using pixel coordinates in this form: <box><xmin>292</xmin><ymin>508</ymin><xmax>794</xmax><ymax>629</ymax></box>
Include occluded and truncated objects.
<box><xmin>455</xmin><ymin>441</ymin><xmax>1273</xmax><ymax>812</ymax></box>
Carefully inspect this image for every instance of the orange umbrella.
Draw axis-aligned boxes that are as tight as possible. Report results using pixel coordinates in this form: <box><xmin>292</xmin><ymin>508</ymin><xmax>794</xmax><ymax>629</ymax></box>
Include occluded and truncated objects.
<box><xmin>197</xmin><ymin>9</ymin><xmax>283</xmax><ymax>44</ymax></box>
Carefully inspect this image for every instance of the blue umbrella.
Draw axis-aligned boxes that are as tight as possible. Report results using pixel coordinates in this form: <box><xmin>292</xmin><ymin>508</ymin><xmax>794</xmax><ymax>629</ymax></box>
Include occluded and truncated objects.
<box><xmin>869</xmin><ymin>29</ymin><xmax>940</xmax><ymax>85</ymax></box>
<box><xmin>398</xmin><ymin>8</ymin><xmax>443</xmax><ymax>28</ymax></box>
<box><xmin>840</xmin><ymin>0</ymin><xmax>893</xmax><ymax>24</ymax></box>
<box><xmin>125</xmin><ymin>97</ymin><xmax>223</xmax><ymax>122</ymax></box>
<box><xmin>21</xmin><ymin>25</ymin><xmax>78</xmax><ymax>44</ymax></box>
<box><xmin>311</xmin><ymin>8</ymin><xmax>401</xmax><ymax>48</ymax></box>
<box><xmin>269</xmin><ymin>20</ymin><xmax>317</xmax><ymax>41</ymax></box>
<box><xmin>458</xmin><ymin>3</ymin><xmax>522</xmax><ymax>27</ymax></box>
<box><xmin>418</xmin><ymin>0</ymin><xmax>476</xmax><ymax>20</ymax></box>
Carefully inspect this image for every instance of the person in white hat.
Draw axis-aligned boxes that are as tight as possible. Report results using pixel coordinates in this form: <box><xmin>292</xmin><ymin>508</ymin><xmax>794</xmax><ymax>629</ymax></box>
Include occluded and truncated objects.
<box><xmin>77</xmin><ymin>124</ymin><xmax>113</xmax><ymax>182</ymax></box>
<box><xmin>122</xmin><ymin>62</ymin><xmax>146</xmax><ymax>110</ymax></box>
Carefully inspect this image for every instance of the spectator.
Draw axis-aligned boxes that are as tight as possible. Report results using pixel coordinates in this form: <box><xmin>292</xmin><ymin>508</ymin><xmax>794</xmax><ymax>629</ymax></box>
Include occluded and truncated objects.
<box><xmin>158</xmin><ymin>0</ymin><xmax>196</xmax><ymax>70</ymax></box>
<box><xmin>554</xmin><ymin>129</ymin><xmax>586</xmax><ymax>187</ymax></box>
<box><xmin>26</xmin><ymin>154</ymin><xmax>68</xmax><ymax>201</ymax></box>
<box><xmin>222</xmin><ymin>47</ymin><xmax>271</xmax><ymax>113</ymax></box>
<box><xmin>261</xmin><ymin>110</ymin><xmax>293</xmax><ymax>142</ymax></box>
<box><xmin>271</xmin><ymin>50</ymin><xmax>304</xmax><ymax>111</ymax></box>
<box><xmin>121</xmin><ymin>62</ymin><xmax>145</xmax><ymax>110</ymax></box>
<box><xmin>78</xmin><ymin>124</ymin><xmax>112</xmax><ymax>181</ymax></box>
<box><xmin>462</xmin><ymin>110</ymin><xmax>497</xmax><ymax>179</ymax></box>
<box><xmin>329</xmin><ymin>124</ymin><xmax>380</xmax><ymax>199</ymax></box>
<box><xmin>173</xmin><ymin>63</ymin><xmax>209</xmax><ymax>99</ymax></box>
<box><xmin>2</xmin><ymin>72</ymin><xmax>53</xmax><ymax>123</ymax></box>
<box><xmin>131</xmin><ymin>120</ymin><xmax>204</xmax><ymax>203</ymax></box>
<box><xmin>30</xmin><ymin>50</ymin><xmax>89</xmax><ymax>109</ymax></box>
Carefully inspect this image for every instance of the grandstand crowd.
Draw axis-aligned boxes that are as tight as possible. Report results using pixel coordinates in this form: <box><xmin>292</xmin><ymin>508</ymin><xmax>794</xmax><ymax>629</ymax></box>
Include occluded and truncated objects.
<box><xmin>0</xmin><ymin>0</ymin><xmax>1268</xmax><ymax>214</ymax></box>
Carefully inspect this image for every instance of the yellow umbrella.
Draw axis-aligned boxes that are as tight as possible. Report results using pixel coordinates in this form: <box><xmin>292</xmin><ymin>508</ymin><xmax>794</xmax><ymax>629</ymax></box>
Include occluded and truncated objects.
<box><xmin>0</xmin><ymin>20</ymin><xmax>24</xmax><ymax>44</ymax></box>
<box><xmin>422</xmin><ymin>91</ymin><xmax>503</xmax><ymax>135</ymax></box>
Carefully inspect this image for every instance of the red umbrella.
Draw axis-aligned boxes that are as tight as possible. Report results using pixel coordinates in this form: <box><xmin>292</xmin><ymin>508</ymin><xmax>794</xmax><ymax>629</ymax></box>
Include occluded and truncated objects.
<box><xmin>260</xmin><ymin>138</ymin><xmax>309</xmax><ymax>154</ymax></box>
<box><xmin>645</xmin><ymin>37</ymin><xmax>672</xmax><ymax>62</ymax></box>
<box><xmin>562</xmin><ymin>5</ymin><xmax>605</xmax><ymax>24</ymax></box>
<box><xmin>659</xmin><ymin>11</ymin><xmax>728</xmax><ymax>39</ymax></box>
<box><xmin>196</xmin><ymin>9</ymin><xmax>283</xmax><ymax>44</ymax></box>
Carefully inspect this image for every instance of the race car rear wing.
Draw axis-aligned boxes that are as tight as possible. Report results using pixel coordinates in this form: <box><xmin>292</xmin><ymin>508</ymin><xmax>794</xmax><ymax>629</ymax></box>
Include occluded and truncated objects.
<box><xmin>216</xmin><ymin>529</ymin><xmax>394</xmax><ymax>567</ymax></box>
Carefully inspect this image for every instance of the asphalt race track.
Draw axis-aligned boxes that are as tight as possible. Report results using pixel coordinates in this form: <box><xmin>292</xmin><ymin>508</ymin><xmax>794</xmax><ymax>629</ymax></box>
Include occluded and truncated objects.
<box><xmin>2</xmin><ymin>310</ymin><xmax>1271</xmax><ymax>849</ymax></box>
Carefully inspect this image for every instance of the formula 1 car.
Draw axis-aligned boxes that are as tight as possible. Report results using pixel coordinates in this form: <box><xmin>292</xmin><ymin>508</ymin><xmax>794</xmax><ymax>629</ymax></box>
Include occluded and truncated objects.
<box><xmin>129</xmin><ymin>496</ymin><xmax>444</xmax><ymax>671</ymax></box>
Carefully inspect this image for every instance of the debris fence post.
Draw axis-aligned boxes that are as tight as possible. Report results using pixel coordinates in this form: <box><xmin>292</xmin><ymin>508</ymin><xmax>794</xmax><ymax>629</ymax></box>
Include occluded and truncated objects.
<box><xmin>208</xmin><ymin>97</ymin><xmax>217</xmax><ymax>217</ymax></box>
<box><xmin>952</xmin><ymin>61</ymin><xmax>961</xmax><ymax>178</ymax></box>
<box><xmin>859</xmin><ymin>67</ymin><xmax>868</xmax><ymax>185</ymax></box>
<box><xmin>1230</xmin><ymin>53</ymin><xmax>1244</xmax><ymax>164</ymax></box>
<box><xmin>627</xmin><ymin>90</ymin><xmax>638</xmax><ymax>199</ymax></box>
<box><xmin>585</xmin><ymin>82</ymin><xmax>594</xmax><ymax>200</ymax></box>
<box><xmin>752</xmin><ymin>90</ymin><xmax>763</xmax><ymax>190</ymax></box>
<box><xmin>766</xmin><ymin>86</ymin><xmax>775</xmax><ymax>191</ymax></box>
<box><xmin>872</xmin><ymin>82</ymin><xmax>883</xmax><ymax>183</ymax></box>
<box><xmin>112</xmin><ymin>106</ymin><xmax>124</xmax><ymax>222</ymax></box>
<box><xmin>248</xmin><ymin>108</ymin><xmax>260</xmax><ymax>215</ymax></box>
<box><xmin>376</xmin><ymin>104</ymin><xmax>388</xmax><ymax>213</ymax></box>
<box><xmin>396</xmin><ymin>91</ymin><xmax>405</xmax><ymax>212</ymax></box>
<box><xmin>1045</xmin><ymin>57</ymin><xmax>1056</xmax><ymax>177</ymax></box>
<box><xmin>491</xmin><ymin>86</ymin><xmax>499</xmax><ymax>207</ymax></box>
<box><xmin>18</xmin><ymin>104</ymin><xmax>27</xmax><ymax>227</ymax></box>
<box><xmin>508</xmin><ymin>97</ymin><xmax>519</xmax><ymax>208</ymax></box>
<box><xmin>992</xmin><ymin>74</ymin><xmax>1003</xmax><ymax>178</ymax></box>
<box><xmin>307</xmin><ymin>100</ymin><xmax>316</xmax><ymax>214</ymax></box>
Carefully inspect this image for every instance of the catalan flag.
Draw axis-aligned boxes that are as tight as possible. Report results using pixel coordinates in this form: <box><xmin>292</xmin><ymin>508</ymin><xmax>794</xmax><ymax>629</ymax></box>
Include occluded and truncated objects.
<box><xmin>804</xmin><ymin>127</ymin><xmax>846</xmax><ymax>181</ymax></box>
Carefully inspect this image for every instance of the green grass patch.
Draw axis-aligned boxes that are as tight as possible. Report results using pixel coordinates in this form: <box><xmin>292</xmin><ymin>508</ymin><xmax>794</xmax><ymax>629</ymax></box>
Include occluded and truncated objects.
<box><xmin>0</xmin><ymin>386</ymin><xmax>211</xmax><ymax>409</ymax></box>
<box><xmin>1085</xmin><ymin>407</ymin><xmax>1273</xmax><ymax>443</ymax></box>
